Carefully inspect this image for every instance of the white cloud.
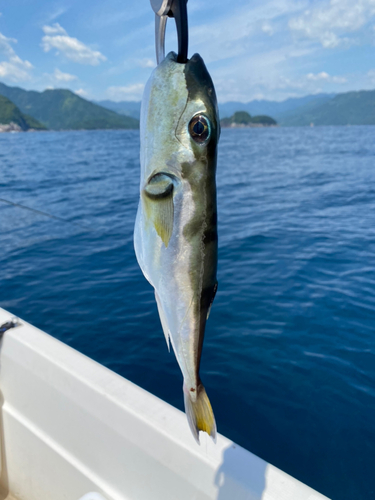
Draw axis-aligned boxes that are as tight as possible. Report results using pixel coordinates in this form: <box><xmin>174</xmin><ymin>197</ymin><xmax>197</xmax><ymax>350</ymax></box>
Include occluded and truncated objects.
<box><xmin>104</xmin><ymin>56</ymin><xmax>156</xmax><ymax>77</ymax></box>
<box><xmin>188</xmin><ymin>0</ymin><xmax>306</xmax><ymax>63</ymax></box>
<box><xmin>41</xmin><ymin>68</ymin><xmax>78</xmax><ymax>90</ymax></box>
<box><xmin>306</xmin><ymin>71</ymin><xmax>347</xmax><ymax>83</ymax></box>
<box><xmin>41</xmin><ymin>24</ymin><xmax>106</xmax><ymax>65</ymax></box>
<box><xmin>52</xmin><ymin>68</ymin><xmax>77</xmax><ymax>82</ymax></box>
<box><xmin>0</xmin><ymin>33</ymin><xmax>17</xmax><ymax>58</ymax></box>
<box><xmin>289</xmin><ymin>0</ymin><xmax>375</xmax><ymax>48</ymax></box>
<box><xmin>211</xmin><ymin>43</ymin><xmax>350</xmax><ymax>102</ymax></box>
<box><xmin>136</xmin><ymin>58</ymin><xmax>155</xmax><ymax>68</ymax></box>
<box><xmin>306</xmin><ymin>71</ymin><xmax>330</xmax><ymax>81</ymax></box>
<box><xmin>75</xmin><ymin>88</ymin><xmax>89</xmax><ymax>97</ymax></box>
<box><xmin>210</xmin><ymin>41</ymin><xmax>314</xmax><ymax>101</ymax></box>
<box><xmin>42</xmin><ymin>23</ymin><xmax>67</xmax><ymax>35</ymax></box>
<box><xmin>333</xmin><ymin>76</ymin><xmax>349</xmax><ymax>84</ymax></box>
<box><xmin>186</xmin><ymin>0</ymin><xmax>358</xmax><ymax>102</ymax></box>
<box><xmin>106</xmin><ymin>83</ymin><xmax>145</xmax><ymax>101</ymax></box>
<box><xmin>0</xmin><ymin>32</ymin><xmax>33</xmax><ymax>81</ymax></box>
<box><xmin>262</xmin><ymin>23</ymin><xmax>274</xmax><ymax>36</ymax></box>
<box><xmin>53</xmin><ymin>68</ymin><xmax>76</xmax><ymax>82</ymax></box>
<box><xmin>43</xmin><ymin>7</ymin><xmax>68</xmax><ymax>24</ymax></box>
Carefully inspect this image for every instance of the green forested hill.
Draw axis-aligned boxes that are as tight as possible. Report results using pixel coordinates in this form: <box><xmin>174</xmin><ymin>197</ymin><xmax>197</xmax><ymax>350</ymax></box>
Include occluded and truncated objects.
<box><xmin>280</xmin><ymin>90</ymin><xmax>375</xmax><ymax>126</ymax></box>
<box><xmin>221</xmin><ymin>110</ymin><xmax>277</xmax><ymax>127</ymax></box>
<box><xmin>4</xmin><ymin>80</ymin><xmax>375</xmax><ymax>129</ymax></box>
<box><xmin>0</xmin><ymin>95</ymin><xmax>46</xmax><ymax>130</ymax></box>
<box><xmin>0</xmin><ymin>82</ymin><xmax>139</xmax><ymax>130</ymax></box>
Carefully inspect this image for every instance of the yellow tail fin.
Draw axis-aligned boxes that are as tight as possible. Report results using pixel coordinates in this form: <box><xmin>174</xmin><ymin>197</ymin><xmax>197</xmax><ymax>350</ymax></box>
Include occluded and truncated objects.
<box><xmin>183</xmin><ymin>383</ymin><xmax>217</xmax><ymax>444</ymax></box>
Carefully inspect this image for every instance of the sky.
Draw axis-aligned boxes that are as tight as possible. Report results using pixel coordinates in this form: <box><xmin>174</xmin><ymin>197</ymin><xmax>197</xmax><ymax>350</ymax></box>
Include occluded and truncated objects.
<box><xmin>1</xmin><ymin>0</ymin><xmax>375</xmax><ymax>103</ymax></box>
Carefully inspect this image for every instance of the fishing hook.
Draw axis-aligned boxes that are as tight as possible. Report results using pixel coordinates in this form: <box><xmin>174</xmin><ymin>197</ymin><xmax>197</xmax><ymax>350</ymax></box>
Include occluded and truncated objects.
<box><xmin>150</xmin><ymin>0</ymin><xmax>188</xmax><ymax>65</ymax></box>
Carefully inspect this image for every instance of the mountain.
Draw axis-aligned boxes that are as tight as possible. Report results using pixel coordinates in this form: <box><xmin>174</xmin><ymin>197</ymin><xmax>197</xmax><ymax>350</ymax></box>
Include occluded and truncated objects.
<box><xmin>218</xmin><ymin>94</ymin><xmax>335</xmax><ymax>121</ymax></box>
<box><xmin>4</xmin><ymin>82</ymin><xmax>375</xmax><ymax>129</ymax></box>
<box><xmin>220</xmin><ymin>90</ymin><xmax>375</xmax><ymax>126</ymax></box>
<box><xmin>96</xmin><ymin>100</ymin><xmax>141</xmax><ymax>120</ymax></box>
<box><xmin>0</xmin><ymin>82</ymin><xmax>139</xmax><ymax>130</ymax></box>
<box><xmin>279</xmin><ymin>90</ymin><xmax>375</xmax><ymax>126</ymax></box>
<box><xmin>97</xmin><ymin>94</ymin><xmax>334</xmax><ymax>123</ymax></box>
<box><xmin>276</xmin><ymin>96</ymin><xmax>337</xmax><ymax>125</ymax></box>
<box><xmin>0</xmin><ymin>95</ymin><xmax>46</xmax><ymax>131</ymax></box>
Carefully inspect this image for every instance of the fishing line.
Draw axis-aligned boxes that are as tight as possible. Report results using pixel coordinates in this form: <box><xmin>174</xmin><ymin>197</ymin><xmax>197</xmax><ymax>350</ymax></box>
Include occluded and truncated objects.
<box><xmin>0</xmin><ymin>197</ymin><xmax>95</xmax><ymax>232</ymax></box>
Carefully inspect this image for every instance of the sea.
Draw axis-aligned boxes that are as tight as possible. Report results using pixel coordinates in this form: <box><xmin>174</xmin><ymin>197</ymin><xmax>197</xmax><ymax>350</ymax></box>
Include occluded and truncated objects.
<box><xmin>1</xmin><ymin>126</ymin><xmax>374</xmax><ymax>500</ymax></box>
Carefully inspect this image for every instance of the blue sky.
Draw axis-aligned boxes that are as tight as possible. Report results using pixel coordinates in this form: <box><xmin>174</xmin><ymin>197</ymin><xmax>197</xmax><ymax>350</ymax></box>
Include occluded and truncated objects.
<box><xmin>1</xmin><ymin>0</ymin><xmax>375</xmax><ymax>103</ymax></box>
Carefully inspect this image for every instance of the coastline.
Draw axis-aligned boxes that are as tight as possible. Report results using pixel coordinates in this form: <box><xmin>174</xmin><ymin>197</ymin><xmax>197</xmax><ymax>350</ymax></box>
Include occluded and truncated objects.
<box><xmin>220</xmin><ymin>122</ymin><xmax>278</xmax><ymax>128</ymax></box>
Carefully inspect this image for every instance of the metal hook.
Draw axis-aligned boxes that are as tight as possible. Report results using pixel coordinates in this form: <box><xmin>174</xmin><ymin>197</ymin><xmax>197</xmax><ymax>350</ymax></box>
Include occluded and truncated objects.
<box><xmin>150</xmin><ymin>0</ymin><xmax>188</xmax><ymax>65</ymax></box>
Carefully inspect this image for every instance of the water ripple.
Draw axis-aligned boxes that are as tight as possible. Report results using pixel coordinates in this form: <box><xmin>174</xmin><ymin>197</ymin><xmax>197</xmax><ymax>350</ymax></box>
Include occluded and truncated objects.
<box><xmin>1</xmin><ymin>127</ymin><xmax>375</xmax><ymax>499</ymax></box>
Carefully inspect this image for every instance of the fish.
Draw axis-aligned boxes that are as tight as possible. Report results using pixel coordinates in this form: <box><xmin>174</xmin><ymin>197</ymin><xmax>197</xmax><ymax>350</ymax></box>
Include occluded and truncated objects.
<box><xmin>134</xmin><ymin>51</ymin><xmax>220</xmax><ymax>443</ymax></box>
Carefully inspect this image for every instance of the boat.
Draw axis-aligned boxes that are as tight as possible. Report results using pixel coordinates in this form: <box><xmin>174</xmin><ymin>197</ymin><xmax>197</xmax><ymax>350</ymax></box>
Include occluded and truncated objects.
<box><xmin>0</xmin><ymin>307</ymin><xmax>329</xmax><ymax>499</ymax></box>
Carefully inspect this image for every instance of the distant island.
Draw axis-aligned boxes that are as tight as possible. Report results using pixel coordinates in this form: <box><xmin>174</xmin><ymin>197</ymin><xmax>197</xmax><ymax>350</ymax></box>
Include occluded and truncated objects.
<box><xmin>221</xmin><ymin>111</ymin><xmax>277</xmax><ymax>128</ymax></box>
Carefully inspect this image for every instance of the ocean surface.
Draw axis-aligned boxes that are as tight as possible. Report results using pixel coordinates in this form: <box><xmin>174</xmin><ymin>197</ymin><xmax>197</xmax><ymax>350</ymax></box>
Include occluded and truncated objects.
<box><xmin>1</xmin><ymin>127</ymin><xmax>375</xmax><ymax>499</ymax></box>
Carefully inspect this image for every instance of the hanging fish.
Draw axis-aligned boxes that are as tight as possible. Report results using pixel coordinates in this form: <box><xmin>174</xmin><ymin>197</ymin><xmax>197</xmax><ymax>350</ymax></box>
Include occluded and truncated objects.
<box><xmin>134</xmin><ymin>0</ymin><xmax>220</xmax><ymax>443</ymax></box>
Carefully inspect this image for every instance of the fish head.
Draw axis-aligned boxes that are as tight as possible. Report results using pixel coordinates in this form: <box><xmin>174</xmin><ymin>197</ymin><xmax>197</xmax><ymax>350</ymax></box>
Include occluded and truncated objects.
<box><xmin>140</xmin><ymin>51</ymin><xmax>220</xmax><ymax>186</ymax></box>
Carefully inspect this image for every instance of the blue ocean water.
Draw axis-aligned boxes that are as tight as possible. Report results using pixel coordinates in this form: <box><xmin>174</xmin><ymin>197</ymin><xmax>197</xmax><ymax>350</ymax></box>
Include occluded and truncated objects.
<box><xmin>1</xmin><ymin>127</ymin><xmax>375</xmax><ymax>499</ymax></box>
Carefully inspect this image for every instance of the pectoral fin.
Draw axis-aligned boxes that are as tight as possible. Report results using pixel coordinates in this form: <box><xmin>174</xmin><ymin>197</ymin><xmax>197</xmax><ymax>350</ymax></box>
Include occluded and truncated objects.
<box><xmin>143</xmin><ymin>173</ymin><xmax>174</xmax><ymax>247</ymax></box>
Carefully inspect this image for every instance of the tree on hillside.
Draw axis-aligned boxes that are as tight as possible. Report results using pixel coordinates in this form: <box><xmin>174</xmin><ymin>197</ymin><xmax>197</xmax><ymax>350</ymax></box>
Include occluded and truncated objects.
<box><xmin>232</xmin><ymin>111</ymin><xmax>252</xmax><ymax>124</ymax></box>
<box><xmin>251</xmin><ymin>115</ymin><xmax>277</xmax><ymax>125</ymax></box>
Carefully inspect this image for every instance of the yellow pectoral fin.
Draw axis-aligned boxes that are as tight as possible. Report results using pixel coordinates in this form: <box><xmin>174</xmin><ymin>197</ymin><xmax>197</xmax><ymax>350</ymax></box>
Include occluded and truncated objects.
<box><xmin>143</xmin><ymin>173</ymin><xmax>174</xmax><ymax>247</ymax></box>
<box><xmin>152</xmin><ymin>194</ymin><xmax>174</xmax><ymax>246</ymax></box>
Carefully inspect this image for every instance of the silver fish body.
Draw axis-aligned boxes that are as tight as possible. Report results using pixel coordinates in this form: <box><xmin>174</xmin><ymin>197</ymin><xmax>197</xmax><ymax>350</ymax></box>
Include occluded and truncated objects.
<box><xmin>134</xmin><ymin>51</ymin><xmax>220</xmax><ymax>443</ymax></box>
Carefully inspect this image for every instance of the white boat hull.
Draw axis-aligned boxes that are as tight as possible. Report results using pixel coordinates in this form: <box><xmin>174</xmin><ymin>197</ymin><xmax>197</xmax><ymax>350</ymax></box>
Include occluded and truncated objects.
<box><xmin>0</xmin><ymin>308</ymin><xmax>329</xmax><ymax>500</ymax></box>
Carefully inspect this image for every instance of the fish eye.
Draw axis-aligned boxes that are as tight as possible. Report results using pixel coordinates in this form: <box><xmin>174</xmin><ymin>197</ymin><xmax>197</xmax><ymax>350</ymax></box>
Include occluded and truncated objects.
<box><xmin>188</xmin><ymin>114</ymin><xmax>211</xmax><ymax>144</ymax></box>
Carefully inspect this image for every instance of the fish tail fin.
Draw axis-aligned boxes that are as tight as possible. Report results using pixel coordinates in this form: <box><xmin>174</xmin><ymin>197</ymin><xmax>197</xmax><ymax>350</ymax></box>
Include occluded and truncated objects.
<box><xmin>183</xmin><ymin>382</ymin><xmax>217</xmax><ymax>444</ymax></box>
